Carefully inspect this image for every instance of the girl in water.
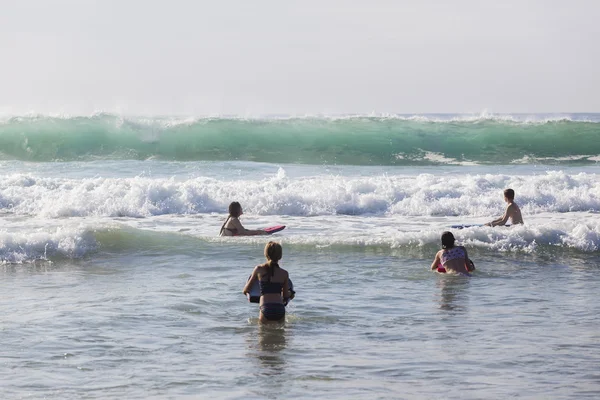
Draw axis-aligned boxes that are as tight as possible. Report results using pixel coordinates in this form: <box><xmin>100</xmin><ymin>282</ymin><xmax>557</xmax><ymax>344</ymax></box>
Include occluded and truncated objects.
<box><xmin>243</xmin><ymin>241</ymin><xmax>293</xmax><ymax>322</ymax></box>
<box><xmin>431</xmin><ymin>231</ymin><xmax>475</xmax><ymax>275</ymax></box>
<box><xmin>219</xmin><ymin>202</ymin><xmax>268</xmax><ymax>236</ymax></box>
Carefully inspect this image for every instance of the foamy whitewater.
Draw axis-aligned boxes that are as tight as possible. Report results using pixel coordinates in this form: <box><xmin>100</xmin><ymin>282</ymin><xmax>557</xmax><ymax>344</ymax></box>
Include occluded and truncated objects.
<box><xmin>2</xmin><ymin>114</ymin><xmax>600</xmax><ymax>399</ymax></box>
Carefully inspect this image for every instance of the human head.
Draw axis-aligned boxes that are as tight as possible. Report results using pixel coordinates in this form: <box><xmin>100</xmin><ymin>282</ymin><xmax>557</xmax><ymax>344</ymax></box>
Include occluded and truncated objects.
<box><xmin>228</xmin><ymin>201</ymin><xmax>243</xmax><ymax>218</ymax></box>
<box><xmin>264</xmin><ymin>241</ymin><xmax>283</xmax><ymax>264</ymax></box>
<box><xmin>441</xmin><ymin>231</ymin><xmax>455</xmax><ymax>249</ymax></box>
<box><xmin>504</xmin><ymin>188</ymin><xmax>515</xmax><ymax>201</ymax></box>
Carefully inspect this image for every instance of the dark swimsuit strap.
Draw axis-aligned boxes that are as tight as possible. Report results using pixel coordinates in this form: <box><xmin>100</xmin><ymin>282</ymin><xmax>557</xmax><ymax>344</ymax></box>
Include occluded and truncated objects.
<box><xmin>219</xmin><ymin>216</ymin><xmax>231</xmax><ymax>236</ymax></box>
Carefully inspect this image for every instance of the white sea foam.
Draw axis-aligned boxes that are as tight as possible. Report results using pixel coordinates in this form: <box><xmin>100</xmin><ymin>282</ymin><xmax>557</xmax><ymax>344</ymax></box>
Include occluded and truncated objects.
<box><xmin>1</xmin><ymin>111</ymin><xmax>598</xmax><ymax>125</ymax></box>
<box><xmin>1</xmin><ymin>209</ymin><xmax>599</xmax><ymax>264</ymax></box>
<box><xmin>0</xmin><ymin>222</ymin><xmax>99</xmax><ymax>263</ymax></box>
<box><xmin>421</xmin><ymin>151</ymin><xmax>479</xmax><ymax>166</ymax></box>
<box><xmin>2</xmin><ymin>165</ymin><xmax>600</xmax><ymax>261</ymax></box>
<box><xmin>183</xmin><ymin>212</ymin><xmax>600</xmax><ymax>253</ymax></box>
<box><xmin>511</xmin><ymin>155</ymin><xmax>600</xmax><ymax>164</ymax></box>
<box><xmin>2</xmin><ymin>169</ymin><xmax>600</xmax><ymax>219</ymax></box>
<box><xmin>393</xmin><ymin>151</ymin><xmax>479</xmax><ymax>166</ymax></box>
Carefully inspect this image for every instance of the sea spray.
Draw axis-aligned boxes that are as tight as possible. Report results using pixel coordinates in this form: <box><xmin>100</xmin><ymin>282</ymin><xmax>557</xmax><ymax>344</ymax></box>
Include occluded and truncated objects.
<box><xmin>2</xmin><ymin>170</ymin><xmax>599</xmax><ymax>218</ymax></box>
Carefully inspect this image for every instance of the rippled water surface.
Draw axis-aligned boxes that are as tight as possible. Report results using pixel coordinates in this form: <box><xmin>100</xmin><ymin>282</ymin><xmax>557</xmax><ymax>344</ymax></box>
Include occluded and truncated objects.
<box><xmin>2</xmin><ymin>243</ymin><xmax>600</xmax><ymax>399</ymax></box>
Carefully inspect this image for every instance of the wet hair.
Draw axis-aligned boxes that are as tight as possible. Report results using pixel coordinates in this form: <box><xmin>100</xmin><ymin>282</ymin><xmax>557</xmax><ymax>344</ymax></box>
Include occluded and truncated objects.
<box><xmin>263</xmin><ymin>241</ymin><xmax>282</xmax><ymax>277</ymax></box>
<box><xmin>504</xmin><ymin>188</ymin><xmax>515</xmax><ymax>201</ymax></box>
<box><xmin>228</xmin><ymin>201</ymin><xmax>242</xmax><ymax>218</ymax></box>
<box><xmin>219</xmin><ymin>201</ymin><xmax>242</xmax><ymax>235</ymax></box>
<box><xmin>441</xmin><ymin>231</ymin><xmax>455</xmax><ymax>249</ymax></box>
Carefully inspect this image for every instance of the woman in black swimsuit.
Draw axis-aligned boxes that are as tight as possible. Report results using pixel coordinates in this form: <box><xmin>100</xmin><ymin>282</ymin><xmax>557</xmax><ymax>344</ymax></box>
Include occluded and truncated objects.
<box><xmin>219</xmin><ymin>202</ymin><xmax>268</xmax><ymax>236</ymax></box>
<box><xmin>242</xmin><ymin>242</ymin><xmax>293</xmax><ymax>322</ymax></box>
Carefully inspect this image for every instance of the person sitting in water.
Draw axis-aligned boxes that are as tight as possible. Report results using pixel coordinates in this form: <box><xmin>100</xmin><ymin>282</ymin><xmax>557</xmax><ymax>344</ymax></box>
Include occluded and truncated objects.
<box><xmin>431</xmin><ymin>231</ymin><xmax>475</xmax><ymax>275</ymax></box>
<box><xmin>243</xmin><ymin>241</ymin><xmax>293</xmax><ymax>323</ymax></box>
<box><xmin>219</xmin><ymin>202</ymin><xmax>268</xmax><ymax>236</ymax></box>
<box><xmin>485</xmin><ymin>188</ymin><xmax>524</xmax><ymax>227</ymax></box>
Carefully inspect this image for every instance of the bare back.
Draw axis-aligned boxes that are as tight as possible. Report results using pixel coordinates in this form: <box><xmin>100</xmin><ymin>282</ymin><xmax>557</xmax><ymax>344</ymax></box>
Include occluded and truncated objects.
<box><xmin>243</xmin><ymin>265</ymin><xmax>290</xmax><ymax>305</ymax></box>
<box><xmin>506</xmin><ymin>202</ymin><xmax>524</xmax><ymax>225</ymax></box>
<box><xmin>220</xmin><ymin>217</ymin><xmax>242</xmax><ymax>236</ymax></box>
<box><xmin>259</xmin><ymin>266</ymin><xmax>290</xmax><ymax>305</ymax></box>
<box><xmin>219</xmin><ymin>216</ymin><xmax>266</xmax><ymax>236</ymax></box>
<box><xmin>487</xmin><ymin>201</ymin><xmax>524</xmax><ymax>227</ymax></box>
<box><xmin>431</xmin><ymin>247</ymin><xmax>471</xmax><ymax>274</ymax></box>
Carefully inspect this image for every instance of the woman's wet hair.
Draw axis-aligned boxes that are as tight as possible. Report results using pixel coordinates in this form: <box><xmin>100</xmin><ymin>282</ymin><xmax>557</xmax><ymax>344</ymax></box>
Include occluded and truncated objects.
<box><xmin>264</xmin><ymin>241</ymin><xmax>282</xmax><ymax>276</ymax></box>
<box><xmin>441</xmin><ymin>231</ymin><xmax>456</xmax><ymax>249</ymax></box>
<box><xmin>228</xmin><ymin>201</ymin><xmax>242</xmax><ymax>218</ymax></box>
<box><xmin>264</xmin><ymin>241</ymin><xmax>282</xmax><ymax>263</ymax></box>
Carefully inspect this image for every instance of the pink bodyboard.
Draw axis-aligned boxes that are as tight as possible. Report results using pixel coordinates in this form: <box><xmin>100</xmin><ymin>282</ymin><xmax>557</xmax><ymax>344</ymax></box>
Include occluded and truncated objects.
<box><xmin>264</xmin><ymin>225</ymin><xmax>286</xmax><ymax>234</ymax></box>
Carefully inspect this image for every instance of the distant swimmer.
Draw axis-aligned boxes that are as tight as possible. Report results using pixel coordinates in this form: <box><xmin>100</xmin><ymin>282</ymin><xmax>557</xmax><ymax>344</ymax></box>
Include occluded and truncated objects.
<box><xmin>431</xmin><ymin>231</ymin><xmax>475</xmax><ymax>275</ymax></box>
<box><xmin>243</xmin><ymin>241</ymin><xmax>294</xmax><ymax>322</ymax></box>
<box><xmin>219</xmin><ymin>202</ymin><xmax>268</xmax><ymax>236</ymax></box>
<box><xmin>485</xmin><ymin>188</ymin><xmax>524</xmax><ymax>227</ymax></box>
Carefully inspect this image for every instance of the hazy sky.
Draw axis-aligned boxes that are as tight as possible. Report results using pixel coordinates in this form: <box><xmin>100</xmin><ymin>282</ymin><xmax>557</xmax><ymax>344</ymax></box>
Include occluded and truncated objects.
<box><xmin>1</xmin><ymin>0</ymin><xmax>599</xmax><ymax>115</ymax></box>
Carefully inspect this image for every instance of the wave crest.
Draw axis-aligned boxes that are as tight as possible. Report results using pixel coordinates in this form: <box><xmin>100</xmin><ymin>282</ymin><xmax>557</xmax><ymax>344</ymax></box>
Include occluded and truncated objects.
<box><xmin>1</xmin><ymin>113</ymin><xmax>599</xmax><ymax>165</ymax></box>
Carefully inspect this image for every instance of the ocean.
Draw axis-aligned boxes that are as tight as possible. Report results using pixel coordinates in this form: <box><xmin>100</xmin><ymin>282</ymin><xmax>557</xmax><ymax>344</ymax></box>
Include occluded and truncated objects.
<box><xmin>1</xmin><ymin>113</ymin><xmax>600</xmax><ymax>399</ymax></box>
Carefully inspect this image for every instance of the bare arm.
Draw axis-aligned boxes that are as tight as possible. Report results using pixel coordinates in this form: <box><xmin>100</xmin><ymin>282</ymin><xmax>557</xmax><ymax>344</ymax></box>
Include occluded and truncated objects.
<box><xmin>430</xmin><ymin>251</ymin><xmax>442</xmax><ymax>270</ymax></box>
<box><xmin>282</xmin><ymin>272</ymin><xmax>292</xmax><ymax>299</ymax></box>
<box><xmin>242</xmin><ymin>267</ymin><xmax>259</xmax><ymax>294</ymax></box>
<box><xmin>462</xmin><ymin>246</ymin><xmax>469</xmax><ymax>262</ymax></box>
<box><xmin>486</xmin><ymin>205</ymin><xmax>510</xmax><ymax>227</ymax></box>
<box><xmin>232</xmin><ymin>218</ymin><xmax>267</xmax><ymax>236</ymax></box>
<box><xmin>461</xmin><ymin>246</ymin><xmax>475</xmax><ymax>271</ymax></box>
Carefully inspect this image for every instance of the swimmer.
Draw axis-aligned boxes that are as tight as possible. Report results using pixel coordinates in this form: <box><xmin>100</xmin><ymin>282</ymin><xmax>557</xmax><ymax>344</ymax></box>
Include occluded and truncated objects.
<box><xmin>485</xmin><ymin>188</ymin><xmax>524</xmax><ymax>227</ymax></box>
<box><xmin>219</xmin><ymin>202</ymin><xmax>268</xmax><ymax>236</ymax></box>
<box><xmin>242</xmin><ymin>242</ymin><xmax>293</xmax><ymax>323</ymax></box>
<box><xmin>431</xmin><ymin>231</ymin><xmax>475</xmax><ymax>275</ymax></box>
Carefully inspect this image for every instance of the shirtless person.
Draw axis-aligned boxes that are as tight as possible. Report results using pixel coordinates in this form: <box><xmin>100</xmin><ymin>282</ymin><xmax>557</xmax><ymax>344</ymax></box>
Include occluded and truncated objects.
<box><xmin>485</xmin><ymin>188</ymin><xmax>524</xmax><ymax>227</ymax></box>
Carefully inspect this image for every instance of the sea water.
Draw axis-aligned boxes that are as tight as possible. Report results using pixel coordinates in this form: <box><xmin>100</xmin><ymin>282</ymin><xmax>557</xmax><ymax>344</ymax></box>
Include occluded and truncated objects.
<box><xmin>1</xmin><ymin>114</ymin><xmax>600</xmax><ymax>399</ymax></box>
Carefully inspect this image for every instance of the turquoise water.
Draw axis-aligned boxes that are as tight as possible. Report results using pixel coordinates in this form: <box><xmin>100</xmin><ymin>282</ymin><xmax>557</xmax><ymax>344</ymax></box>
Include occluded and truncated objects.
<box><xmin>1</xmin><ymin>114</ymin><xmax>600</xmax><ymax>165</ymax></box>
<box><xmin>1</xmin><ymin>115</ymin><xmax>600</xmax><ymax>399</ymax></box>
